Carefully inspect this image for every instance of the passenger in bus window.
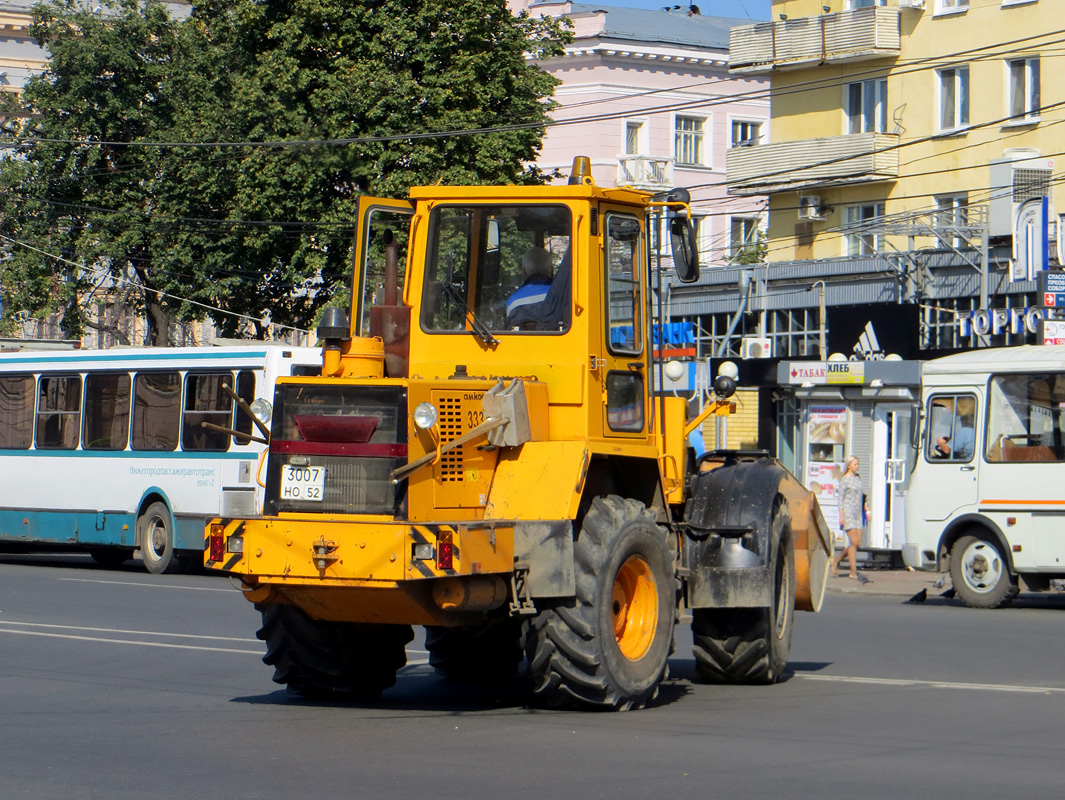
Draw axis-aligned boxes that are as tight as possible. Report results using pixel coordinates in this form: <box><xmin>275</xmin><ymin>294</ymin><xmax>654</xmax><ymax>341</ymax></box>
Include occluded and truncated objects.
<box><xmin>928</xmin><ymin>397</ymin><xmax>955</xmax><ymax>459</ymax></box>
<box><xmin>935</xmin><ymin>396</ymin><xmax>975</xmax><ymax>460</ymax></box>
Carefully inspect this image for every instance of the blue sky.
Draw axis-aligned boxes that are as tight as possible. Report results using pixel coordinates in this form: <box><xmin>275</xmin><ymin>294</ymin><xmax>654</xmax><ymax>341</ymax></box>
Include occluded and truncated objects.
<box><xmin>595</xmin><ymin>0</ymin><xmax>771</xmax><ymax>21</ymax></box>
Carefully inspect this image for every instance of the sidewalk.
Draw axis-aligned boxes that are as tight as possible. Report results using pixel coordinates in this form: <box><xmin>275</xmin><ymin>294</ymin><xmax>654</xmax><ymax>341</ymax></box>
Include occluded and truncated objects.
<box><xmin>825</xmin><ymin>566</ymin><xmax>945</xmax><ymax>597</ymax></box>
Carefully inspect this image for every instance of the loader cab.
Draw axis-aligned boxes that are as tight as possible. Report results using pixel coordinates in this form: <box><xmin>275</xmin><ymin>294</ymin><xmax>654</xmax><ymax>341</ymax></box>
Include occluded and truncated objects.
<box><xmin>353</xmin><ymin>159</ymin><xmax>700</xmax><ymax>448</ymax></box>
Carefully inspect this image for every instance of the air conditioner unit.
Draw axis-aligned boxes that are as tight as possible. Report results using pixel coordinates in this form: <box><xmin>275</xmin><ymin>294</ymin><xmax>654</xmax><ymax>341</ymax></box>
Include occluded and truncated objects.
<box><xmin>740</xmin><ymin>337</ymin><xmax>773</xmax><ymax>359</ymax></box>
<box><xmin>898</xmin><ymin>0</ymin><xmax>924</xmax><ymax>9</ymax></box>
<box><xmin>798</xmin><ymin>195</ymin><xmax>827</xmax><ymax>221</ymax></box>
<box><xmin>989</xmin><ymin>153</ymin><xmax>1054</xmax><ymax>237</ymax></box>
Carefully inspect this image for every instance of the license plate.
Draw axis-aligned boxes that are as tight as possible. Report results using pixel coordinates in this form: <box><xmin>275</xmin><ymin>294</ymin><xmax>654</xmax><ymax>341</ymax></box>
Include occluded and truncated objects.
<box><xmin>281</xmin><ymin>464</ymin><xmax>325</xmax><ymax>501</ymax></box>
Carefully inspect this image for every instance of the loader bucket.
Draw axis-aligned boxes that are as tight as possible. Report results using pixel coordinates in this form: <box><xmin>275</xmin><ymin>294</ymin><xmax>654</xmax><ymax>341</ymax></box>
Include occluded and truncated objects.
<box><xmin>777</xmin><ymin>473</ymin><xmax>832</xmax><ymax>612</ymax></box>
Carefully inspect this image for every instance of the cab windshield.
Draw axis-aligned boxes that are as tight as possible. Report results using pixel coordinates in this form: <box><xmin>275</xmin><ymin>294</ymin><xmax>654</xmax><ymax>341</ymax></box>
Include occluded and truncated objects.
<box><xmin>421</xmin><ymin>204</ymin><xmax>572</xmax><ymax>336</ymax></box>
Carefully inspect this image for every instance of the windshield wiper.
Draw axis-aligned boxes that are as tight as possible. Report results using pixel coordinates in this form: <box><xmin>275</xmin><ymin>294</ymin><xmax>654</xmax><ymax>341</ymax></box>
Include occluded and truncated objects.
<box><xmin>442</xmin><ymin>283</ymin><xmax>500</xmax><ymax>347</ymax></box>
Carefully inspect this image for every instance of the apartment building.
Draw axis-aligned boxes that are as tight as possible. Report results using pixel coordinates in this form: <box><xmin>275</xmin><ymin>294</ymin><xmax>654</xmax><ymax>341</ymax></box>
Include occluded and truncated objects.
<box><xmin>702</xmin><ymin>0</ymin><xmax>1061</xmax><ymax>361</ymax></box>
<box><xmin>516</xmin><ymin>0</ymin><xmax>771</xmax><ymax>269</ymax></box>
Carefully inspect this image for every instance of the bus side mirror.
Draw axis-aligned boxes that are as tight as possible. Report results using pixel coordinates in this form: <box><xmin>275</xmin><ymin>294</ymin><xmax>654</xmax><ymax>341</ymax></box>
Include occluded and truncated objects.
<box><xmin>670</xmin><ymin>216</ymin><xmax>699</xmax><ymax>283</ymax></box>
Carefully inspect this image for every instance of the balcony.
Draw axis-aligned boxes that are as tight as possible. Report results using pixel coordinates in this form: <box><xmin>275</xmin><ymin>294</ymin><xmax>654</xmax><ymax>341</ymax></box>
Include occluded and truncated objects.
<box><xmin>617</xmin><ymin>155</ymin><xmax>674</xmax><ymax>191</ymax></box>
<box><xmin>729</xmin><ymin>6</ymin><xmax>900</xmax><ymax>75</ymax></box>
<box><xmin>726</xmin><ymin>132</ymin><xmax>899</xmax><ymax>195</ymax></box>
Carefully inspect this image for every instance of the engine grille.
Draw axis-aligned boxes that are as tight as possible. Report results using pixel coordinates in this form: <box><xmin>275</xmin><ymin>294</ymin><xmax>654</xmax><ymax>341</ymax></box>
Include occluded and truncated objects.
<box><xmin>265</xmin><ymin>382</ymin><xmax>406</xmax><ymax>516</ymax></box>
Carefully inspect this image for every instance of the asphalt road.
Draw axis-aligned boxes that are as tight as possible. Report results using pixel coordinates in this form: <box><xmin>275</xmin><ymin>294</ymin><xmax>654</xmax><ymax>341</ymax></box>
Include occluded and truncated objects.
<box><xmin>2</xmin><ymin>554</ymin><xmax>1064</xmax><ymax>800</ymax></box>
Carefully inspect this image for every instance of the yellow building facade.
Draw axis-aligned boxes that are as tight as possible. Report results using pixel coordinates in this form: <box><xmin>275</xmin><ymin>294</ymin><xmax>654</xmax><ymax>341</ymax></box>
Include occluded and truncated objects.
<box><xmin>726</xmin><ymin>0</ymin><xmax>1058</xmax><ymax>263</ymax></box>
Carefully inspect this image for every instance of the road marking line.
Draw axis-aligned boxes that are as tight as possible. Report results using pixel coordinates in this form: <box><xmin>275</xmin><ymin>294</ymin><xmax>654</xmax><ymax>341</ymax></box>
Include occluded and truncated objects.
<box><xmin>58</xmin><ymin>577</ymin><xmax>234</xmax><ymax>592</ymax></box>
<box><xmin>0</xmin><ymin>620</ymin><xmax>256</xmax><ymax>642</ymax></box>
<box><xmin>798</xmin><ymin>673</ymin><xmax>1065</xmax><ymax>694</ymax></box>
<box><xmin>0</xmin><ymin>624</ymin><xmax>431</xmax><ymax>662</ymax></box>
<box><xmin>0</xmin><ymin>627</ymin><xmax>261</xmax><ymax>654</ymax></box>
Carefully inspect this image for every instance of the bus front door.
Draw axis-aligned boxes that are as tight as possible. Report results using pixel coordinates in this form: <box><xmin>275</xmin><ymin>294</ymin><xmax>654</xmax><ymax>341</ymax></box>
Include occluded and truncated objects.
<box><xmin>915</xmin><ymin>392</ymin><xmax>980</xmax><ymax>522</ymax></box>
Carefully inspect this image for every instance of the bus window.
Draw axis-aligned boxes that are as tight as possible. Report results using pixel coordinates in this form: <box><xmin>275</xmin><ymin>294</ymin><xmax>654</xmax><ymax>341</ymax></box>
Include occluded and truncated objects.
<box><xmin>83</xmin><ymin>373</ymin><xmax>131</xmax><ymax>450</ymax></box>
<box><xmin>182</xmin><ymin>372</ymin><xmax>233</xmax><ymax>452</ymax></box>
<box><xmin>132</xmin><ymin>372</ymin><xmax>181</xmax><ymax>451</ymax></box>
<box><xmin>927</xmin><ymin>394</ymin><xmax>976</xmax><ymax>462</ymax></box>
<box><xmin>986</xmin><ymin>373</ymin><xmax>1064</xmax><ymax>463</ymax></box>
<box><xmin>233</xmin><ymin>370</ymin><xmax>256</xmax><ymax>444</ymax></box>
<box><xmin>0</xmin><ymin>375</ymin><xmax>34</xmax><ymax>449</ymax></box>
<box><xmin>36</xmin><ymin>375</ymin><xmax>82</xmax><ymax>450</ymax></box>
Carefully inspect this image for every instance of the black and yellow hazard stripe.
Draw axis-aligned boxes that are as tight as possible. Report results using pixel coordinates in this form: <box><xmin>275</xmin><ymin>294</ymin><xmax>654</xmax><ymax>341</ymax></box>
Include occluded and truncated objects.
<box><xmin>205</xmin><ymin>518</ymin><xmax>246</xmax><ymax>572</ymax></box>
<box><xmin>409</xmin><ymin>524</ymin><xmax>461</xmax><ymax>577</ymax></box>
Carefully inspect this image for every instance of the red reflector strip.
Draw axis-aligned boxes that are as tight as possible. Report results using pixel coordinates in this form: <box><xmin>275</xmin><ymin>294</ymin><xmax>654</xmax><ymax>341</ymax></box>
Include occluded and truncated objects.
<box><xmin>294</xmin><ymin>414</ymin><xmax>379</xmax><ymax>443</ymax></box>
<box><xmin>437</xmin><ymin>532</ymin><xmax>454</xmax><ymax>571</ymax></box>
<box><xmin>271</xmin><ymin>440</ymin><xmax>407</xmax><ymax>458</ymax></box>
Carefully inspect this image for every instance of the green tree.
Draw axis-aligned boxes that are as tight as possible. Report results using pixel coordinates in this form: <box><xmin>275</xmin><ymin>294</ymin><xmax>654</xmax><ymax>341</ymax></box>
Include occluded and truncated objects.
<box><xmin>0</xmin><ymin>0</ymin><xmax>568</xmax><ymax>343</ymax></box>
<box><xmin>0</xmin><ymin>0</ymin><xmax>188</xmax><ymax>343</ymax></box>
<box><xmin>734</xmin><ymin>230</ymin><xmax>767</xmax><ymax>265</ymax></box>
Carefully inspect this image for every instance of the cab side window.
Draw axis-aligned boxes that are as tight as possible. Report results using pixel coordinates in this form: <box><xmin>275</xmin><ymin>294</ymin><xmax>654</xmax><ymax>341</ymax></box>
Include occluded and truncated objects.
<box><xmin>926</xmin><ymin>393</ymin><xmax>977</xmax><ymax>463</ymax></box>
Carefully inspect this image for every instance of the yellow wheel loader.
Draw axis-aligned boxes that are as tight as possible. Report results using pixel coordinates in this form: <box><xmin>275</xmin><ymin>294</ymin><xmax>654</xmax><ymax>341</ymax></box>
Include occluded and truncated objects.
<box><xmin>205</xmin><ymin>158</ymin><xmax>832</xmax><ymax>710</ymax></box>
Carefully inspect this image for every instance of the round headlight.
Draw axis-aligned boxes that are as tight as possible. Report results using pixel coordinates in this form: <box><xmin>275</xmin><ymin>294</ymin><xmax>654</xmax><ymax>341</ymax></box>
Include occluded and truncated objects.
<box><xmin>413</xmin><ymin>402</ymin><xmax>438</xmax><ymax>430</ymax></box>
<box><xmin>250</xmin><ymin>398</ymin><xmax>273</xmax><ymax>425</ymax></box>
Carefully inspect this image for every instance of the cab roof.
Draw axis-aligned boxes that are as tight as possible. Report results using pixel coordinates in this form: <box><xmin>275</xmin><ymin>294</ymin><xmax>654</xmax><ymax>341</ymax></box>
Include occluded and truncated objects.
<box><xmin>407</xmin><ymin>182</ymin><xmax>652</xmax><ymax>206</ymax></box>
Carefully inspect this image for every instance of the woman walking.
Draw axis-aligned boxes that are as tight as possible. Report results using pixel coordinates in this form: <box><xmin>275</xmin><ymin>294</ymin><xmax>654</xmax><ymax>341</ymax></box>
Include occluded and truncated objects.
<box><xmin>833</xmin><ymin>455</ymin><xmax>865</xmax><ymax>579</ymax></box>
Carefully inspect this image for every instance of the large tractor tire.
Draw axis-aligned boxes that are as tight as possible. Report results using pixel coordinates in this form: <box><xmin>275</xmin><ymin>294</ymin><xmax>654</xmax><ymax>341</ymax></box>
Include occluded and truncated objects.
<box><xmin>949</xmin><ymin>533</ymin><xmax>1018</xmax><ymax>609</ymax></box>
<box><xmin>524</xmin><ymin>495</ymin><xmax>675</xmax><ymax>711</ymax></box>
<box><xmin>425</xmin><ymin>619</ymin><xmax>525</xmax><ymax>682</ymax></box>
<box><xmin>692</xmin><ymin>502</ymin><xmax>795</xmax><ymax>685</ymax></box>
<box><xmin>257</xmin><ymin>603</ymin><xmax>413</xmax><ymax>699</ymax></box>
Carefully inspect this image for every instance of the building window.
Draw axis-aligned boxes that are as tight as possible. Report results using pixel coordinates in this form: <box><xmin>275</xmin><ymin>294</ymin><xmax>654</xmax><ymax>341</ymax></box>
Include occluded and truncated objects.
<box><xmin>934</xmin><ymin>0</ymin><xmax>968</xmax><ymax>12</ymax></box>
<box><xmin>674</xmin><ymin>116</ymin><xmax>706</xmax><ymax>166</ymax></box>
<box><xmin>1007</xmin><ymin>58</ymin><xmax>1040</xmax><ymax>122</ymax></box>
<box><xmin>624</xmin><ymin>121</ymin><xmax>644</xmax><ymax>155</ymax></box>
<box><xmin>845</xmin><ymin>203</ymin><xmax>885</xmax><ymax>255</ymax></box>
<box><xmin>847</xmin><ymin>0</ymin><xmax>886</xmax><ymax>7</ymax></box>
<box><xmin>935</xmin><ymin>195</ymin><xmax>969</xmax><ymax>247</ymax></box>
<box><xmin>729</xmin><ymin>216</ymin><xmax>761</xmax><ymax>262</ymax></box>
<box><xmin>937</xmin><ymin>66</ymin><xmax>969</xmax><ymax>132</ymax></box>
<box><xmin>846</xmin><ymin>79</ymin><xmax>887</xmax><ymax>134</ymax></box>
<box><xmin>730</xmin><ymin>119</ymin><xmax>762</xmax><ymax>147</ymax></box>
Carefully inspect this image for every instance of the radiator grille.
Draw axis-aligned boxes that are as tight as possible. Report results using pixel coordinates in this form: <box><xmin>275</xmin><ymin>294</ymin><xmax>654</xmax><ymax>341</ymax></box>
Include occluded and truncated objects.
<box><xmin>265</xmin><ymin>382</ymin><xmax>406</xmax><ymax>516</ymax></box>
<box><xmin>276</xmin><ymin>455</ymin><xmax>399</xmax><ymax>515</ymax></box>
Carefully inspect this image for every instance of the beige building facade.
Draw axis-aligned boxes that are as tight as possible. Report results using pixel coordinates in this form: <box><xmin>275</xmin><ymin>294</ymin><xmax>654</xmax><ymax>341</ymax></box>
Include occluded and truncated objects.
<box><xmin>726</xmin><ymin>0</ymin><xmax>1059</xmax><ymax>265</ymax></box>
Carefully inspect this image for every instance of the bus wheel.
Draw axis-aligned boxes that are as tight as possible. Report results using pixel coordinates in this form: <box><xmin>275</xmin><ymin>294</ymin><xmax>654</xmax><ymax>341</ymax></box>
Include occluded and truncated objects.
<box><xmin>950</xmin><ymin>534</ymin><xmax>1018</xmax><ymax>609</ymax></box>
<box><xmin>257</xmin><ymin>603</ymin><xmax>413</xmax><ymax>699</ymax></box>
<box><xmin>524</xmin><ymin>495</ymin><xmax>674</xmax><ymax>711</ymax></box>
<box><xmin>138</xmin><ymin>502</ymin><xmax>181</xmax><ymax>575</ymax></box>
<box><xmin>692</xmin><ymin>504</ymin><xmax>795</xmax><ymax>684</ymax></box>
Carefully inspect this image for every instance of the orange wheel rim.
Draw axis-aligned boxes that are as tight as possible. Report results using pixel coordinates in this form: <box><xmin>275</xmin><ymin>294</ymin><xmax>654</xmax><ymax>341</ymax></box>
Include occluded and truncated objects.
<box><xmin>612</xmin><ymin>555</ymin><xmax>659</xmax><ymax>661</ymax></box>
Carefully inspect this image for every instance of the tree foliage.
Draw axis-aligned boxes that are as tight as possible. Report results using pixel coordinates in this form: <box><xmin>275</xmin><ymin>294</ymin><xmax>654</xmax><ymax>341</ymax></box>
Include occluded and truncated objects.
<box><xmin>0</xmin><ymin>0</ymin><xmax>568</xmax><ymax>343</ymax></box>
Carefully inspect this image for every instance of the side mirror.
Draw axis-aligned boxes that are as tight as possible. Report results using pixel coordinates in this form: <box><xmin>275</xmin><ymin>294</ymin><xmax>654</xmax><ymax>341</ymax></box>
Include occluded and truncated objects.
<box><xmin>670</xmin><ymin>216</ymin><xmax>699</xmax><ymax>283</ymax></box>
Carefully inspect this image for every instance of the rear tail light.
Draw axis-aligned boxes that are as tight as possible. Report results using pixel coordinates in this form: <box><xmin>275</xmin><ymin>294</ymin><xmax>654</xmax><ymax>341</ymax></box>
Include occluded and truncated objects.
<box><xmin>436</xmin><ymin>531</ymin><xmax>454</xmax><ymax>571</ymax></box>
<box><xmin>209</xmin><ymin>524</ymin><xmax>225</xmax><ymax>562</ymax></box>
